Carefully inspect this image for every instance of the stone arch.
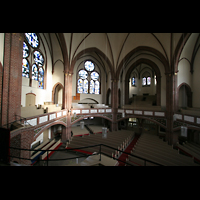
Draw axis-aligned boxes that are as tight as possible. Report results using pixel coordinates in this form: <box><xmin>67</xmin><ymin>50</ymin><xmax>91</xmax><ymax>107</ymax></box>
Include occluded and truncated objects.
<box><xmin>34</xmin><ymin>121</ymin><xmax>67</xmax><ymax>141</ymax></box>
<box><xmin>116</xmin><ymin>46</ymin><xmax>169</xmax><ymax>79</ymax></box>
<box><xmin>71</xmin><ymin>115</ymin><xmax>113</xmax><ymax>126</ymax></box>
<box><xmin>125</xmin><ymin>58</ymin><xmax>161</xmax><ymax>105</ymax></box>
<box><xmin>117</xmin><ymin>116</ymin><xmax>166</xmax><ymax>129</ymax></box>
<box><xmin>70</xmin><ymin>47</ymin><xmax>114</xmax><ymax>79</ymax></box>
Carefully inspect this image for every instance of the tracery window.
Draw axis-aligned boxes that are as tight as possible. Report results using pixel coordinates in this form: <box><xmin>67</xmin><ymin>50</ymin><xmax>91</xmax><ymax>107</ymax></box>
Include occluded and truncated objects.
<box><xmin>147</xmin><ymin>77</ymin><xmax>151</xmax><ymax>85</ymax></box>
<box><xmin>23</xmin><ymin>33</ymin><xmax>45</xmax><ymax>89</ymax></box>
<box><xmin>142</xmin><ymin>76</ymin><xmax>151</xmax><ymax>86</ymax></box>
<box><xmin>77</xmin><ymin>61</ymin><xmax>100</xmax><ymax>94</ymax></box>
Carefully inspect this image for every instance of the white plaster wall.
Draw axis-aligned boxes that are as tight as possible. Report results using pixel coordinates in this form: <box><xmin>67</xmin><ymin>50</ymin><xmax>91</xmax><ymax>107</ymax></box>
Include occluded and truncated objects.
<box><xmin>177</xmin><ymin>59</ymin><xmax>192</xmax><ymax>87</ymax></box>
<box><xmin>0</xmin><ymin>33</ymin><xmax>5</xmax><ymax>65</ymax></box>
<box><xmin>52</xmin><ymin>61</ymin><xmax>64</xmax><ymax>88</ymax></box>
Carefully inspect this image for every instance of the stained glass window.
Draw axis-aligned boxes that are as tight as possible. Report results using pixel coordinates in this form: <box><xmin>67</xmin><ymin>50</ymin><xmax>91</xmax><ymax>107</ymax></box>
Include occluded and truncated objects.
<box><xmin>132</xmin><ymin>77</ymin><xmax>135</xmax><ymax>86</ymax></box>
<box><xmin>33</xmin><ymin>50</ymin><xmax>44</xmax><ymax>67</ymax></box>
<box><xmin>95</xmin><ymin>81</ymin><xmax>100</xmax><ymax>94</ymax></box>
<box><xmin>90</xmin><ymin>80</ymin><xmax>95</xmax><ymax>94</ymax></box>
<box><xmin>147</xmin><ymin>77</ymin><xmax>151</xmax><ymax>85</ymax></box>
<box><xmin>25</xmin><ymin>33</ymin><xmax>39</xmax><ymax>48</ymax></box>
<box><xmin>38</xmin><ymin>67</ymin><xmax>44</xmax><ymax>89</ymax></box>
<box><xmin>83</xmin><ymin>79</ymin><xmax>88</xmax><ymax>94</ymax></box>
<box><xmin>143</xmin><ymin>77</ymin><xmax>146</xmax><ymax>85</ymax></box>
<box><xmin>77</xmin><ymin>79</ymin><xmax>83</xmax><ymax>93</ymax></box>
<box><xmin>23</xmin><ymin>42</ymin><xmax>29</xmax><ymax>58</ymax></box>
<box><xmin>32</xmin><ymin>64</ymin><xmax>38</xmax><ymax>81</ymax></box>
<box><xmin>77</xmin><ymin>61</ymin><xmax>100</xmax><ymax>95</ymax></box>
<box><xmin>79</xmin><ymin>70</ymin><xmax>88</xmax><ymax>79</ymax></box>
<box><xmin>23</xmin><ymin>33</ymin><xmax>45</xmax><ymax>89</ymax></box>
<box><xmin>91</xmin><ymin>72</ymin><xmax>99</xmax><ymax>81</ymax></box>
<box><xmin>22</xmin><ymin>59</ymin><xmax>29</xmax><ymax>78</ymax></box>
<box><xmin>85</xmin><ymin>61</ymin><xmax>94</xmax><ymax>71</ymax></box>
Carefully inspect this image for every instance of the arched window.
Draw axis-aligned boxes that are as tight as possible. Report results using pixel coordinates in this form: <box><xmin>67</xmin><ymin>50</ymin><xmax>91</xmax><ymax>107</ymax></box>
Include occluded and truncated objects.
<box><xmin>77</xmin><ymin>61</ymin><xmax>100</xmax><ymax>94</ymax></box>
<box><xmin>147</xmin><ymin>77</ymin><xmax>151</xmax><ymax>85</ymax></box>
<box><xmin>32</xmin><ymin>64</ymin><xmax>38</xmax><ymax>81</ymax></box>
<box><xmin>22</xmin><ymin>58</ymin><xmax>29</xmax><ymax>78</ymax></box>
<box><xmin>38</xmin><ymin>67</ymin><xmax>44</xmax><ymax>89</ymax></box>
<box><xmin>23</xmin><ymin>33</ymin><xmax>45</xmax><ymax>89</ymax></box>
<box><xmin>142</xmin><ymin>76</ymin><xmax>151</xmax><ymax>86</ymax></box>
<box><xmin>142</xmin><ymin>71</ymin><xmax>151</xmax><ymax>86</ymax></box>
<box><xmin>132</xmin><ymin>77</ymin><xmax>136</xmax><ymax>86</ymax></box>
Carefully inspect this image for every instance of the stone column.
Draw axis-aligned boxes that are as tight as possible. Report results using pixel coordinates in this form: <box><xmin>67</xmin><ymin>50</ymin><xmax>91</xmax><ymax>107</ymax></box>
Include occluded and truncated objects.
<box><xmin>62</xmin><ymin>72</ymin><xmax>73</xmax><ymax>142</ymax></box>
<box><xmin>110</xmin><ymin>79</ymin><xmax>119</xmax><ymax>131</ymax></box>
<box><xmin>165</xmin><ymin>73</ymin><xmax>178</xmax><ymax>145</ymax></box>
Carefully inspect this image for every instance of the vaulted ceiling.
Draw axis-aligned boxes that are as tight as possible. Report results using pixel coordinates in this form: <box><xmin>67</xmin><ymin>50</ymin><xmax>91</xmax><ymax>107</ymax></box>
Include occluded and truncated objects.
<box><xmin>41</xmin><ymin>33</ymin><xmax>194</xmax><ymax>79</ymax></box>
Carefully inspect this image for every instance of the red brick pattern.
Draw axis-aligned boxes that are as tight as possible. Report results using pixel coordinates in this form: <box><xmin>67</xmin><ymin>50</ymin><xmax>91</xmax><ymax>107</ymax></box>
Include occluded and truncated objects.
<box><xmin>1</xmin><ymin>33</ymin><xmax>23</xmax><ymax>127</ymax></box>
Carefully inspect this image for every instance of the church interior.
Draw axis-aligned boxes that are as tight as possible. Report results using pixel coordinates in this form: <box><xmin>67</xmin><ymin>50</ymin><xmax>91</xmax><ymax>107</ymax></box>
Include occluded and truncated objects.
<box><xmin>0</xmin><ymin>33</ymin><xmax>200</xmax><ymax>166</ymax></box>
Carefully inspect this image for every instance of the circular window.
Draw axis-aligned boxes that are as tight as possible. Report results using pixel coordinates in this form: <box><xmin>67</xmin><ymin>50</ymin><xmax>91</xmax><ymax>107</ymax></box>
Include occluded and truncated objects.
<box><xmin>23</xmin><ymin>42</ymin><xmax>29</xmax><ymax>58</ymax></box>
<box><xmin>33</xmin><ymin>50</ymin><xmax>44</xmax><ymax>67</ymax></box>
<box><xmin>85</xmin><ymin>61</ymin><xmax>94</xmax><ymax>71</ymax></box>
<box><xmin>25</xmin><ymin>33</ymin><xmax>39</xmax><ymax>48</ymax></box>
<box><xmin>79</xmin><ymin>70</ymin><xmax>88</xmax><ymax>79</ymax></box>
<box><xmin>91</xmin><ymin>72</ymin><xmax>99</xmax><ymax>81</ymax></box>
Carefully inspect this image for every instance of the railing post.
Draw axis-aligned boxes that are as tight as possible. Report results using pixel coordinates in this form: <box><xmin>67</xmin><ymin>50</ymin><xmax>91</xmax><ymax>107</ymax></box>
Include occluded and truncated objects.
<box><xmin>99</xmin><ymin>144</ymin><xmax>101</xmax><ymax>161</ymax></box>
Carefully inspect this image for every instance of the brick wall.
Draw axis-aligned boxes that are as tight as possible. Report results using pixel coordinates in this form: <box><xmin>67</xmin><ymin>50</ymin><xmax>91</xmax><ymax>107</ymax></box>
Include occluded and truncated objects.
<box><xmin>1</xmin><ymin>33</ymin><xmax>23</xmax><ymax>127</ymax></box>
<box><xmin>10</xmin><ymin>127</ymin><xmax>34</xmax><ymax>165</ymax></box>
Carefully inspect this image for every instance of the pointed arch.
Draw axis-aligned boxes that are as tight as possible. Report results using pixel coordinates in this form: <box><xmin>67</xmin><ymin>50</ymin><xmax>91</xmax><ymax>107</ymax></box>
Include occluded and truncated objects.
<box><xmin>70</xmin><ymin>47</ymin><xmax>115</xmax><ymax>79</ymax></box>
<box><xmin>116</xmin><ymin>46</ymin><xmax>169</xmax><ymax>80</ymax></box>
<box><xmin>125</xmin><ymin>58</ymin><xmax>161</xmax><ymax>106</ymax></box>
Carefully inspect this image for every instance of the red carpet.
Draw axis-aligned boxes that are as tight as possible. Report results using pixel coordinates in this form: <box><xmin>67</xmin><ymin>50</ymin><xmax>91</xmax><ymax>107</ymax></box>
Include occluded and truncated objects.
<box><xmin>118</xmin><ymin>134</ymin><xmax>140</xmax><ymax>166</ymax></box>
<box><xmin>65</xmin><ymin>147</ymin><xmax>93</xmax><ymax>155</ymax></box>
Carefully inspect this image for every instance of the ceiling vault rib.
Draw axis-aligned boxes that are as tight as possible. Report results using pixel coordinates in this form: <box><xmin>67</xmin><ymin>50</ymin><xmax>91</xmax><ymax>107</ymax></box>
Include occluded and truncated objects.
<box><xmin>116</xmin><ymin>33</ymin><xmax>130</xmax><ymax>69</ymax></box>
<box><xmin>69</xmin><ymin>33</ymin><xmax>73</xmax><ymax>66</ymax></box>
<box><xmin>71</xmin><ymin>33</ymin><xmax>91</xmax><ymax>63</ymax></box>
<box><xmin>105</xmin><ymin>33</ymin><xmax>114</xmax><ymax>69</ymax></box>
<box><xmin>190</xmin><ymin>33</ymin><xmax>200</xmax><ymax>73</ymax></box>
<box><xmin>151</xmin><ymin>33</ymin><xmax>169</xmax><ymax>64</ymax></box>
